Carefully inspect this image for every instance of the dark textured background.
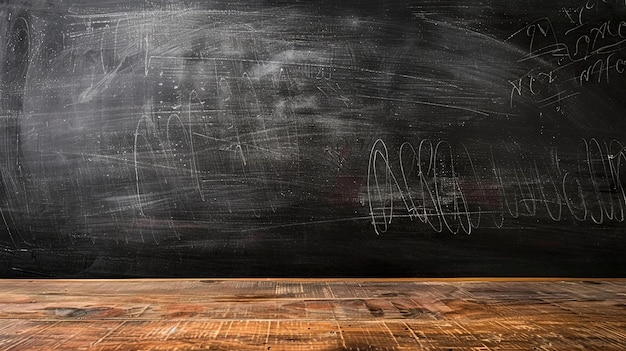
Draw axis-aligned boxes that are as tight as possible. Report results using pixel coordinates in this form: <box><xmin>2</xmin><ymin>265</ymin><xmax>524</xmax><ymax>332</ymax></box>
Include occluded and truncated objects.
<box><xmin>0</xmin><ymin>0</ymin><xmax>625</xmax><ymax>277</ymax></box>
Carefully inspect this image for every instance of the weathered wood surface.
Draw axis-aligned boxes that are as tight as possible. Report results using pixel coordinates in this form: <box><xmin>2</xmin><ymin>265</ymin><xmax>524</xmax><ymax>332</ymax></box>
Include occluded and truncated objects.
<box><xmin>0</xmin><ymin>279</ymin><xmax>625</xmax><ymax>350</ymax></box>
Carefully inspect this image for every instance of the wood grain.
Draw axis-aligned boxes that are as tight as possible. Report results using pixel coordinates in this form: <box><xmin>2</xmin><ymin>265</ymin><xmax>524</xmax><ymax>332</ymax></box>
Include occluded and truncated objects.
<box><xmin>0</xmin><ymin>279</ymin><xmax>625</xmax><ymax>350</ymax></box>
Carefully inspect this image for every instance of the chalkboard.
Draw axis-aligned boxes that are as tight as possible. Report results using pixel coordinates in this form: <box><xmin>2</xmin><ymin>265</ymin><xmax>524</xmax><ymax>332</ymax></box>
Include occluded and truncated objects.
<box><xmin>1</xmin><ymin>0</ymin><xmax>625</xmax><ymax>277</ymax></box>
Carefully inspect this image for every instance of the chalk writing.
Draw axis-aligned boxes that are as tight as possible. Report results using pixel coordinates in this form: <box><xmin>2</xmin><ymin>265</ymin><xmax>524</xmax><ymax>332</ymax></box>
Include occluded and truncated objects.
<box><xmin>367</xmin><ymin>138</ymin><xmax>626</xmax><ymax>235</ymax></box>
<box><xmin>507</xmin><ymin>1</ymin><xmax>626</xmax><ymax>112</ymax></box>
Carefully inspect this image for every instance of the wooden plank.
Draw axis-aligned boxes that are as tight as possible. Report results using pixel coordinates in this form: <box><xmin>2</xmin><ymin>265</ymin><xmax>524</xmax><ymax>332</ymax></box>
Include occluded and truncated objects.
<box><xmin>0</xmin><ymin>280</ymin><xmax>625</xmax><ymax>350</ymax></box>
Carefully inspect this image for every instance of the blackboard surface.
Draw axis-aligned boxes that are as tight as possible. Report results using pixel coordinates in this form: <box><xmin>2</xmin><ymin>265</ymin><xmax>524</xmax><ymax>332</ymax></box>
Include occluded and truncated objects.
<box><xmin>1</xmin><ymin>0</ymin><xmax>625</xmax><ymax>277</ymax></box>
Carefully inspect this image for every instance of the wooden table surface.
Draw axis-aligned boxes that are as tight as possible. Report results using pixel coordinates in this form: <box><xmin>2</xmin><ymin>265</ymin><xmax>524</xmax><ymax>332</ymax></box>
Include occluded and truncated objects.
<box><xmin>0</xmin><ymin>279</ymin><xmax>624</xmax><ymax>350</ymax></box>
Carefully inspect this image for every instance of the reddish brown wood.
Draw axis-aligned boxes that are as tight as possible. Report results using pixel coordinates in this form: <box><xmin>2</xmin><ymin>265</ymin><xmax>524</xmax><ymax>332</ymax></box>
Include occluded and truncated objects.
<box><xmin>0</xmin><ymin>279</ymin><xmax>625</xmax><ymax>350</ymax></box>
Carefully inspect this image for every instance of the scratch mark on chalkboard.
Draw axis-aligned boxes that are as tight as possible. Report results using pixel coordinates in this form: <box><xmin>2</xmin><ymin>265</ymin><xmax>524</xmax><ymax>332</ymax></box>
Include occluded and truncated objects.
<box><xmin>357</xmin><ymin>94</ymin><xmax>490</xmax><ymax>117</ymax></box>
